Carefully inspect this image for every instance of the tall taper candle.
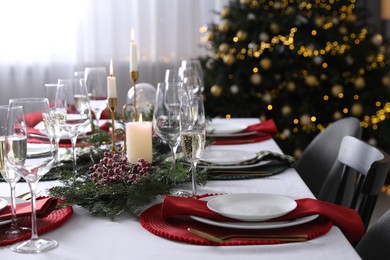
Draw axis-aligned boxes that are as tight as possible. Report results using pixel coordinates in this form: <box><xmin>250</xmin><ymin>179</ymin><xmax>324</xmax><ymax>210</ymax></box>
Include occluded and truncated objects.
<box><xmin>130</xmin><ymin>29</ymin><xmax>138</xmax><ymax>72</ymax></box>
<box><xmin>107</xmin><ymin>59</ymin><xmax>117</xmax><ymax>98</ymax></box>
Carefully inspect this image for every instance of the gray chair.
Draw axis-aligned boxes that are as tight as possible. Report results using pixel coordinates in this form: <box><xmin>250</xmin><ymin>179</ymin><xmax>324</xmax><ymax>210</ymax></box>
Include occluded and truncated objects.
<box><xmin>355</xmin><ymin>209</ymin><xmax>390</xmax><ymax>260</ymax></box>
<box><xmin>295</xmin><ymin>117</ymin><xmax>362</xmax><ymax>197</ymax></box>
<box><xmin>318</xmin><ymin>136</ymin><xmax>390</xmax><ymax>229</ymax></box>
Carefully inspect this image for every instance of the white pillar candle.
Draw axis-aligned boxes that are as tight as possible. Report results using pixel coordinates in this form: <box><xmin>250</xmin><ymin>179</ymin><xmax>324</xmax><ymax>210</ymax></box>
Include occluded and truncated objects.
<box><xmin>126</xmin><ymin>114</ymin><xmax>152</xmax><ymax>163</ymax></box>
<box><xmin>130</xmin><ymin>29</ymin><xmax>138</xmax><ymax>72</ymax></box>
<box><xmin>107</xmin><ymin>59</ymin><xmax>117</xmax><ymax>98</ymax></box>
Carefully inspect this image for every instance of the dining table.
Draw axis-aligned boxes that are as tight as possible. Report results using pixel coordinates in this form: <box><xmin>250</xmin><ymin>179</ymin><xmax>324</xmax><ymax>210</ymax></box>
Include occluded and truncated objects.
<box><xmin>0</xmin><ymin>118</ymin><xmax>361</xmax><ymax>259</ymax></box>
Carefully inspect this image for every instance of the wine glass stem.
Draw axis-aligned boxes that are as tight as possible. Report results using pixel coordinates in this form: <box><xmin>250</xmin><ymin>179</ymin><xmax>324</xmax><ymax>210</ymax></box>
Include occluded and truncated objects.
<box><xmin>28</xmin><ymin>181</ymin><xmax>38</xmax><ymax>240</ymax></box>
<box><xmin>170</xmin><ymin>144</ymin><xmax>179</xmax><ymax>173</ymax></box>
<box><xmin>191</xmin><ymin>161</ymin><xmax>198</xmax><ymax>197</ymax></box>
<box><xmin>9</xmin><ymin>181</ymin><xmax>19</xmax><ymax>229</ymax></box>
<box><xmin>70</xmin><ymin>135</ymin><xmax>79</xmax><ymax>174</ymax></box>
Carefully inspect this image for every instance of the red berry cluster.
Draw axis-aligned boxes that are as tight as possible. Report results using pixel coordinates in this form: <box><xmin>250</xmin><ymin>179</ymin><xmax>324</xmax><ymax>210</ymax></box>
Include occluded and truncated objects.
<box><xmin>89</xmin><ymin>152</ymin><xmax>152</xmax><ymax>186</ymax></box>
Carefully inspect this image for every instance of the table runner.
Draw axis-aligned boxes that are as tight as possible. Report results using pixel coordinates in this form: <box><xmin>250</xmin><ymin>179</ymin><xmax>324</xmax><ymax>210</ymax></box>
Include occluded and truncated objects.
<box><xmin>140</xmin><ymin>203</ymin><xmax>332</xmax><ymax>246</ymax></box>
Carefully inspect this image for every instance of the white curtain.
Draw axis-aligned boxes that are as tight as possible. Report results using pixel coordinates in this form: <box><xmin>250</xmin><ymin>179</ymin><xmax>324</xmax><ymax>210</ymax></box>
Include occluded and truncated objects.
<box><xmin>0</xmin><ymin>0</ymin><xmax>228</xmax><ymax>106</ymax></box>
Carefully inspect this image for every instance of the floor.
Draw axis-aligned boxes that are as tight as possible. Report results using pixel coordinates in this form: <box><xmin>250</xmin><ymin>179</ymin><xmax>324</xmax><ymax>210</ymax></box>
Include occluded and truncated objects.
<box><xmin>368</xmin><ymin>190</ymin><xmax>390</xmax><ymax>229</ymax></box>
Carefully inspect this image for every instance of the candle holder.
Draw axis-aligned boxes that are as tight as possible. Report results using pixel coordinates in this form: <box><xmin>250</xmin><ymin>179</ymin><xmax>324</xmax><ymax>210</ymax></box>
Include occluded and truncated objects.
<box><xmin>107</xmin><ymin>97</ymin><xmax>125</xmax><ymax>153</ymax></box>
<box><xmin>130</xmin><ymin>70</ymin><xmax>139</xmax><ymax>121</ymax></box>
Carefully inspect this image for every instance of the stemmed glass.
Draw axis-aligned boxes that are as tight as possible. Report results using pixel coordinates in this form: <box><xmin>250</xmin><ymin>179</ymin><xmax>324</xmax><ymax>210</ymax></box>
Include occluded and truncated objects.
<box><xmin>153</xmin><ymin>82</ymin><xmax>182</xmax><ymax>172</ymax></box>
<box><xmin>55</xmin><ymin>79</ymin><xmax>91</xmax><ymax>174</ymax></box>
<box><xmin>0</xmin><ymin>105</ymin><xmax>30</xmax><ymax>239</ymax></box>
<box><xmin>179</xmin><ymin>94</ymin><xmax>206</xmax><ymax>196</ymax></box>
<box><xmin>44</xmin><ymin>83</ymin><xmax>62</xmax><ymax>165</ymax></box>
<box><xmin>5</xmin><ymin>98</ymin><xmax>57</xmax><ymax>253</ymax></box>
<box><xmin>84</xmin><ymin>67</ymin><xmax>107</xmax><ymax>129</ymax></box>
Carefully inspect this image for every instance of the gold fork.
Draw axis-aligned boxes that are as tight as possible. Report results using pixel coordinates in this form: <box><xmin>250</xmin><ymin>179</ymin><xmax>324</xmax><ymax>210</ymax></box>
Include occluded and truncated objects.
<box><xmin>188</xmin><ymin>227</ymin><xmax>308</xmax><ymax>243</ymax></box>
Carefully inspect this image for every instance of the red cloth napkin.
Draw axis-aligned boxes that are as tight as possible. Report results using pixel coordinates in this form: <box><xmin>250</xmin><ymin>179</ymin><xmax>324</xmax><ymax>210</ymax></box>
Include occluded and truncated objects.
<box><xmin>213</xmin><ymin>119</ymin><xmax>278</xmax><ymax>145</ymax></box>
<box><xmin>24</xmin><ymin>112</ymin><xmax>43</xmax><ymax>128</ymax></box>
<box><xmin>0</xmin><ymin>197</ymin><xmax>58</xmax><ymax>221</ymax></box>
<box><xmin>161</xmin><ymin>196</ymin><xmax>365</xmax><ymax>244</ymax></box>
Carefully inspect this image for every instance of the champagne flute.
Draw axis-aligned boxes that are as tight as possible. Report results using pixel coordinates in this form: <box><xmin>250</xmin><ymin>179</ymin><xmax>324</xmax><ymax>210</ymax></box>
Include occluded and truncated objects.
<box><xmin>6</xmin><ymin>98</ymin><xmax>57</xmax><ymax>253</ymax></box>
<box><xmin>153</xmin><ymin>82</ymin><xmax>182</xmax><ymax>171</ymax></box>
<box><xmin>0</xmin><ymin>105</ymin><xmax>30</xmax><ymax>239</ymax></box>
<box><xmin>84</xmin><ymin>67</ymin><xmax>107</xmax><ymax>129</ymax></box>
<box><xmin>180</xmin><ymin>95</ymin><xmax>206</xmax><ymax>196</ymax></box>
<box><xmin>55</xmin><ymin>79</ymin><xmax>91</xmax><ymax>174</ymax></box>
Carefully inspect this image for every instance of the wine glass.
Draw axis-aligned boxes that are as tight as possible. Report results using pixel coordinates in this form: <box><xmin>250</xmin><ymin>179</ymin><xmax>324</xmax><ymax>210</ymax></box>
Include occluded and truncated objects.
<box><xmin>164</xmin><ymin>69</ymin><xmax>178</xmax><ymax>83</ymax></box>
<box><xmin>44</xmin><ymin>83</ymin><xmax>62</xmax><ymax>165</ymax></box>
<box><xmin>55</xmin><ymin>78</ymin><xmax>91</xmax><ymax>174</ymax></box>
<box><xmin>84</xmin><ymin>67</ymin><xmax>107</xmax><ymax>129</ymax></box>
<box><xmin>153</xmin><ymin>82</ymin><xmax>182</xmax><ymax>171</ymax></box>
<box><xmin>179</xmin><ymin>95</ymin><xmax>206</xmax><ymax>196</ymax></box>
<box><xmin>0</xmin><ymin>105</ymin><xmax>30</xmax><ymax>239</ymax></box>
<box><xmin>181</xmin><ymin>68</ymin><xmax>203</xmax><ymax>96</ymax></box>
<box><xmin>5</xmin><ymin>98</ymin><xmax>57</xmax><ymax>253</ymax></box>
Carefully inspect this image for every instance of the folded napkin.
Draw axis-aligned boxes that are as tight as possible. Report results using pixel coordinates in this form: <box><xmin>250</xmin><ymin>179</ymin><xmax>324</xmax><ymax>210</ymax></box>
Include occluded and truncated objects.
<box><xmin>161</xmin><ymin>196</ymin><xmax>364</xmax><ymax>244</ymax></box>
<box><xmin>213</xmin><ymin>119</ymin><xmax>278</xmax><ymax>145</ymax></box>
<box><xmin>0</xmin><ymin>197</ymin><xmax>58</xmax><ymax>221</ymax></box>
<box><xmin>24</xmin><ymin>112</ymin><xmax>43</xmax><ymax>128</ymax></box>
<box><xmin>240</xmin><ymin>119</ymin><xmax>278</xmax><ymax>135</ymax></box>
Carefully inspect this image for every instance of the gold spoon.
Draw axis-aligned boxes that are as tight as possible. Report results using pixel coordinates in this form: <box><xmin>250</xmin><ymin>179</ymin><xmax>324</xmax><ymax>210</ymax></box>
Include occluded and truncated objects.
<box><xmin>187</xmin><ymin>227</ymin><xmax>308</xmax><ymax>243</ymax></box>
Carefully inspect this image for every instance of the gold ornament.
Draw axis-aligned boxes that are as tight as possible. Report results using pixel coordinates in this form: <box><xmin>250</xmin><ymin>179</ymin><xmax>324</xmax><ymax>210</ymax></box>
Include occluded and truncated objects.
<box><xmin>351</xmin><ymin>103</ymin><xmax>363</xmax><ymax>116</ymax></box>
<box><xmin>218</xmin><ymin>43</ymin><xmax>230</xmax><ymax>53</ymax></box>
<box><xmin>333</xmin><ymin>111</ymin><xmax>342</xmax><ymax>120</ymax></box>
<box><xmin>236</xmin><ymin>30</ymin><xmax>248</xmax><ymax>41</ymax></box>
<box><xmin>270</xmin><ymin>23</ymin><xmax>280</xmax><ymax>34</ymax></box>
<box><xmin>206</xmin><ymin>32</ymin><xmax>215</xmax><ymax>41</ymax></box>
<box><xmin>218</xmin><ymin>22</ymin><xmax>230</xmax><ymax>33</ymax></box>
<box><xmin>240</xmin><ymin>0</ymin><xmax>251</xmax><ymax>5</ymax></box>
<box><xmin>223</xmin><ymin>54</ymin><xmax>235</xmax><ymax>65</ymax></box>
<box><xmin>210</xmin><ymin>85</ymin><xmax>223</xmax><ymax>97</ymax></box>
<box><xmin>250</xmin><ymin>73</ymin><xmax>262</xmax><ymax>85</ymax></box>
<box><xmin>382</xmin><ymin>74</ymin><xmax>390</xmax><ymax>87</ymax></box>
<box><xmin>346</xmin><ymin>14</ymin><xmax>357</xmax><ymax>23</ymax></box>
<box><xmin>331</xmin><ymin>84</ymin><xmax>344</xmax><ymax>97</ymax></box>
<box><xmin>354</xmin><ymin>77</ymin><xmax>366</xmax><ymax>90</ymax></box>
<box><xmin>314</xmin><ymin>16</ymin><xmax>324</xmax><ymax>27</ymax></box>
<box><xmin>281</xmin><ymin>105</ymin><xmax>292</xmax><ymax>116</ymax></box>
<box><xmin>287</xmin><ymin>81</ymin><xmax>296</xmax><ymax>91</ymax></box>
<box><xmin>300</xmin><ymin>114</ymin><xmax>311</xmax><ymax>126</ymax></box>
<box><xmin>339</xmin><ymin>26</ymin><xmax>348</xmax><ymax>35</ymax></box>
<box><xmin>305</xmin><ymin>75</ymin><xmax>319</xmax><ymax>87</ymax></box>
<box><xmin>220</xmin><ymin>7</ymin><xmax>231</xmax><ymax>18</ymax></box>
<box><xmin>260</xmin><ymin>58</ymin><xmax>272</xmax><ymax>70</ymax></box>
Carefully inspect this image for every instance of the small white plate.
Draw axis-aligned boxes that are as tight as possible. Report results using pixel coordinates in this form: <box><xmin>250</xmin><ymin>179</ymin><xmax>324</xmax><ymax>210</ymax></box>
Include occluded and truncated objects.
<box><xmin>200</xmin><ymin>150</ymin><xmax>257</xmax><ymax>165</ymax></box>
<box><xmin>190</xmin><ymin>214</ymin><xmax>318</xmax><ymax>230</ymax></box>
<box><xmin>206</xmin><ymin>123</ymin><xmax>247</xmax><ymax>135</ymax></box>
<box><xmin>0</xmin><ymin>198</ymin><xmax>8</xmax><ymax>211</ymax></box>
<box><xmin>207</xmin><ymin>193</ymin><xmax>297</xmax><ymax>221</ymax></box>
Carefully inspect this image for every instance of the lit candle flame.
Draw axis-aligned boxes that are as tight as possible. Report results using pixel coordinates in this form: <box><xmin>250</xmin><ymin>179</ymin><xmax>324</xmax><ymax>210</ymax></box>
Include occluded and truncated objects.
<box><xmin>109</xmin><ymin>59</ymin><xmax>114</xmax><ymax>76</ymax></box>
<box><xmin>139</xmin><ymin>113</ymin><xmax>143</xmax><ymax>123</ymax></box>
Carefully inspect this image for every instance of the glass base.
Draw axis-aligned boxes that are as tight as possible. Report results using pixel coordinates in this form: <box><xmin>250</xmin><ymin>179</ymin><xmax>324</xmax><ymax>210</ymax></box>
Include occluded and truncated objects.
<box><xmin>11</xmin><ymin>238</ymin><xmax>58</xmax><ymax>253</ymax></box>
<box><xmin>170</xmin><ymin>189</ymin><xmax>192</xmax><ymax>197</ymax></box>
<box><xmin>1</xmin><ymin>226</ymin><xmax>30</xmax><ymax>239</ymax></box>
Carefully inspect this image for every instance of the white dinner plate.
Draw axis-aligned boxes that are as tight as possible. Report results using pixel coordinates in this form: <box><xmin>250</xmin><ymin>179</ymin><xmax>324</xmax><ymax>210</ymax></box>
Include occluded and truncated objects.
<box><xmin>198</xmin><ymin>159</ymin><xmax>270</xmax><ymax>169</ymax></box>
<box><xmin>0</xmin><ymin>197</ymin><xmax>8</xmax><ymax>211</ymax></box>
<box><xmin>200</xmin><ymin>150</ymin><xmax>257</xmax><ymax>165</ymax></box>
<box><xmin>206</xmin><ymin>123</ymin><xmax>247</xmax><ymax>135</ymax></box>
<box><xmin>207</xmin><ymin>193</ymin><xmax>297</xmax><ymax>221</ymax></box>
<box><xmin>190</xmin><ymin>214</ymin><xmax>319</xmax><ymax>230</ymax></box>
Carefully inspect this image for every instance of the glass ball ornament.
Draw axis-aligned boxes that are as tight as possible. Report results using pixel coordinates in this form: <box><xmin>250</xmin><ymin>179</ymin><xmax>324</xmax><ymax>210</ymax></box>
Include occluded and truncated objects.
<box><xmin>313</xmin><ymin>56</ymin><xmax>323</xmax><ymax>65</ymax></box>
<box><xmin>220</xmin><ymin>7</ymin><xmax>231</xmax><ymax>18</ymax></box>
<box><xmin>305</xmin><ymin>75</ymin><xmax>319</xmax><ymax>87</ymax></box>
<box><xmin>300</xmin><ymin>114</ymin><xmax>311</xmax><ymax>126</ymax></box>
<box><xmin>127</xmin><ymin>83</ymin><xmax>156</xmax><ymax>116</ymax></box>
<box><xmin>218</xmin><ymin>43</ymin><xmax>230</xmax><ymax>53</ymax></box>
<box><xmin>250</xmin><ymin>73</ymin><xmax>262</xmax><ymax>85</ymax></box>
<box><xmin>236</xmin><ymin>30</ymin><xmax>248</xmax><ymax>41</ymax></box>
<box><xmin>259</xmin><ymin>32</ymin><xmax>270</xmax><ymax>42</ymax></box>
<box><xmin>247</xmin><ymin>13</ymin><xmax>256</xmax><ymax>20</ymax></box>
<box><xmin>287</xmin><ymin>81</ymin><xmax>296</xmax><ymax>92</ymax></box>
<box><xmin>354</xmin><ymin>77</ymin><xmax>366</xmax><ymax>90</ymax></box>
<box><xmin>333</xmin><ymin>111</ymin><xmax>342</xmax><ymax>120</ymax></box>
<box><xmin>371</xmin><ymin>34</ymin><xmax>384</xmax><ymax>47</ymax></box>
<box><xmin>331</xmin><ymin>84</ymin><xmax>344</xmax><ymax>97</ymax></box>
<box><xmin>206</xmin><ymin>58</ymin><xmax>216</xmax><ymax>70</ymax></box>
<box><xmin>260</xmin><ymin>58</ymin><xmax>272</xmax><ymax>70</ymax></box>
<box><xmin>382</xmin><ymin>74</ymin><xmax>390</xmax><ymax>87</ymax></box>
<box><xmin>218</xmin><ymin>22</ymin><xmax>230</xmax><ymax>33</ymax></box>
<box><xmin>230</xmin><ymin>85</ymin><xmax>240</xmax><ymax>95</ymax></box>
<box><xmin>270</xmin><ymin>23</ymin><xmax>280</xmax><ymax>34</ymax></box>
<box><xmin>281</xmin><ymin>105</ymin><xmax>292</xmax><ymax>116</ymax></box>
<box><xmin>351</xmin><ymin>103</ymin><xmax>363</xmax><ymax>116</ymax></box>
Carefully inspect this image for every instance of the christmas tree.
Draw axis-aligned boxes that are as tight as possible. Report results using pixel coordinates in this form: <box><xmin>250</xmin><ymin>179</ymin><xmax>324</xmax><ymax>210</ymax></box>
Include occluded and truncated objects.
<box><xmin>200</xmin><ymin>0</ymin><xmax>390</xmax><ymax>156</ymax></box>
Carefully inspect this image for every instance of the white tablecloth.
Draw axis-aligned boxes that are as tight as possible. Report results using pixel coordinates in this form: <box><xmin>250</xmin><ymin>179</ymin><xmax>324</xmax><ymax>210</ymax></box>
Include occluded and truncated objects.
<box><xmin>0</xmin><ymin>118</ymin><xmax>361</xmax><ymax>259</ymax></box>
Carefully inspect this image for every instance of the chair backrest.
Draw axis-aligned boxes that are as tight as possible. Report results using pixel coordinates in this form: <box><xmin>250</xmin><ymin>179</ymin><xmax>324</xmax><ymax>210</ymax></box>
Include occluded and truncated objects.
<box><xmin>319</xmin><ymin>136</ymin><xmax>390</xmax><ymax>229</ymax></box>
<box><xmin>355</xmin><ymin>209</ymin><xmax>390</xmax><ymax>260</ymax></box>
<box><xmin>295</xmin><ymin>117</ymin><xmax>362</xmax><ymax>196</ymax></box>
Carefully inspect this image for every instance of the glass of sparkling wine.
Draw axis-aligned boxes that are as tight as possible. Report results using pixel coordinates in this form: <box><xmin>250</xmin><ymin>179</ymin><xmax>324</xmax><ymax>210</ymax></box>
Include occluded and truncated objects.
<box><xmin>179</xmin><ymin>95</ymin><xmax>206</xmax><ymax>197</ymax></box>
<box><xmin>6</xmin><ymin>98</ymin><xmax>57</xmax><ymax>253</ymax></box>
<box><xmin>0</xmin><ymin>105</ymin><xmax>30</xmax><ymax>239</ymax></box>
<box><xmin>55</xmin><ymin>79</ymin><xmax>91</xmax><ymax>174</ymax></box>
